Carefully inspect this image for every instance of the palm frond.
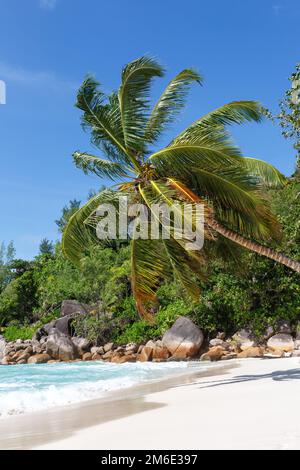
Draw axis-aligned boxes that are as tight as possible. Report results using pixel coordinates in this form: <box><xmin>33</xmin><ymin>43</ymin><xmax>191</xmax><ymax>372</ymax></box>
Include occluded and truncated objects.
<box><xmin>169</xmin><ymin>174</ymin><xmax>281</xmax><ymax>241</ymax></box>
<box><xmin>73</xmin><ymin>151</ymin><xmax>130</xmax><ymax>181</ymax></box>
<box><xmin>173</xmin><ymin>101</ymin><xmax>263</xmax><ymax>144</ymax></box>
<box><xmin>75</xmin><ymin>77</ymin><xmax>133</xmax><ymax>168</ymax></box>
<box><xmin>62</xmin><ymin>189</ymin><xmax>121</xmax><ymax>266</ymax></box>
<box><xmin>145</xmin><ymin>68</ymin><xmax>202</xmax><ymax>142</ymax></box>
<box><xmin>150</xmin><ymin>131</ymin><xmax>244</xmax><ymax>173</ymax></box>
<box><xmin>118</xmin><ymin>56</ymin><xmax>164</xmax><ymax>153</ymax></box>
<box><xmin>162</xmin><ymin>238</ymin><xmax>205</xmax><ymax>299</ymax></box>
<box><xmin>241</xmin><ymin>157</ymin><xmax>287</xmax><ymax>188</ymax></box>
<box><xmin>131</xmin><ymin>238</ymin><xmax>170</xmax><ymax>321</ymax></box>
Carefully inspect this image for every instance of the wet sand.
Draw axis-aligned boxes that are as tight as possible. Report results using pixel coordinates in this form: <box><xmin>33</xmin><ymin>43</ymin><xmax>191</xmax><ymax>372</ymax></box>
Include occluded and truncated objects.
<box><xmin>0</xmin><ymin>362</ymin><xmax>233</xmax><ymax>450</ymax></box>
<box><xmin>34</xmin><ymin>357</ymin><xmax>300</xmax><ymax>450</ymax></box>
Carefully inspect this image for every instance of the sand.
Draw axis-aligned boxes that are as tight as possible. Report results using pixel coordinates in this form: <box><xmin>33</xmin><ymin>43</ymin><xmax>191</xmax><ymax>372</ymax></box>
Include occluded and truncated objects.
<box><xmin>2</xmin><ymin>357</ymin><xmax>300</xmax><ymax>450</ymax></box>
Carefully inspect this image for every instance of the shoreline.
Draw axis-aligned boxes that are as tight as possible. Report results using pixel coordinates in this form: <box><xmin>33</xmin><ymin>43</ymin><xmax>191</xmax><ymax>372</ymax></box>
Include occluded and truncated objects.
<box><xmin>0</xmin><ymin>361</ymin><xmax>234</xmax><ymax>450</ymax></box>
<box><xmin>33</xmin><ymin>356</ymin><xmax>300</xmax><ymax>450</ymax></box>
<box><xmin>2</xmin><ymin>357</ymin><xmax>300</xmax><ymax>449</ymax></box>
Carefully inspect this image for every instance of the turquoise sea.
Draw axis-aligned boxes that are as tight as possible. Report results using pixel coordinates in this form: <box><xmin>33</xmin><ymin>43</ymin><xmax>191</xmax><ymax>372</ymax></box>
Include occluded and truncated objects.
<box><xmin>0</xmin><ymin>360</ymin><xmax>203</xmax><ymax>418</ymax></box>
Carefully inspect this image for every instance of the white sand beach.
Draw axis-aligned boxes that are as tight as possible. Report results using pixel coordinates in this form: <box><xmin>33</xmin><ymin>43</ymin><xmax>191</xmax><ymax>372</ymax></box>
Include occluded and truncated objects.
<box><xmin>35</xmin><ymin>357</ymin><xmax>300</xmax><ymax>450</ymax></box>
<box><xmin>1</xmin><ymin>357</ymin><xmax>300</xmax><ymax>450</ymax></box>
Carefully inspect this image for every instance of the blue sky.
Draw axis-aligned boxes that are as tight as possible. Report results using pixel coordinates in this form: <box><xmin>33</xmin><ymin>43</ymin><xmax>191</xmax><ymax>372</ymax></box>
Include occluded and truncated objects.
<box><xmin>0</xmin><ymin>0</ymin><xmax>299</xmax><ymax>259</ymax></box>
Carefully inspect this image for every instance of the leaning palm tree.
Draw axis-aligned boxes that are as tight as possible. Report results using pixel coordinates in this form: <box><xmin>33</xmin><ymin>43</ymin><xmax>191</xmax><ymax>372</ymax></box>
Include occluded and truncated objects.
<box><xmin>63</xmin><ymin>56</ymin><xmax>300</xmax><ymax>319</ymax></box>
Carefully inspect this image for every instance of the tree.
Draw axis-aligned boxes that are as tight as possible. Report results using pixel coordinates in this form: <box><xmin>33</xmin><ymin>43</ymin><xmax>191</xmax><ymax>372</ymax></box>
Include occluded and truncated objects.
<box><xmin>55</xmin><ymin>199</ymin><xmax>81</xmax><ymax>232</ymax></box>
<box><xmin>63</xmin><ymin>56</ymin><xmax>300</xmax><ymax>319</ymax></box>
<box><xmin>39</xmin><ymin>238</ymin><xmax>54</xmax><ymax>256</ymax></box>
<box><xmin>265</xmin><ymin>63</ymin><xmax>300</xmax><ymax>175</ymax></box>
<box><xmin>0</xmin><ymin>241</ymin><xmax>16</xmax><ymax>292</ymax></box>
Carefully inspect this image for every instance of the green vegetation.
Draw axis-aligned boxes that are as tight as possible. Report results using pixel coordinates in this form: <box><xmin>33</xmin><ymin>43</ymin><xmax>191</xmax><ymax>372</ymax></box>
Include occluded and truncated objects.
<box><xmin>0</xmin><ymin>60</ymin><xmax>299</xmax><ymax>345</ymax></box>
<box><xmin>265</xmin><ymin>63</ymin><xmax>300</xmax><ymax>173</ymax></box>
<box><xmin>0</xmin><ymin>181</ymin><xmax>299</xmax><ymax>343</ymax></box>
<box><xmin>62</xmin><ymin>56</ymin><xmax>300</xmax><ymax>322</ymax></box>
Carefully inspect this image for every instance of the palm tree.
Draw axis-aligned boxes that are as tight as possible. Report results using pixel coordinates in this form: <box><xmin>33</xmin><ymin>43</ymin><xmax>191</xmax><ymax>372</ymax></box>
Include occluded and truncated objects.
<box><xmin>63</xmin><ymin>56</ymin><xmax>300</xmax><ymax>319</ymax></box>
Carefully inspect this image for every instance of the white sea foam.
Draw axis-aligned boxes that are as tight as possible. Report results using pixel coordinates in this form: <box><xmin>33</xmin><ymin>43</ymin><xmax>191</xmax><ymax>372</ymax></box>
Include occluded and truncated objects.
<box><xmin>0</xmin><ymin>360</ymin><xmax>199</xmax><ymax>418</ymax></box>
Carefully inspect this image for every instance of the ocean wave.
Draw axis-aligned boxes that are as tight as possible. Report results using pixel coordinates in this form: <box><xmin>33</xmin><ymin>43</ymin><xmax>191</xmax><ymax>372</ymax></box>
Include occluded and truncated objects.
<box><xmin>0</xmin><ymin>360</ymin><xmax>194</xmax><ymax>418</ymax></box>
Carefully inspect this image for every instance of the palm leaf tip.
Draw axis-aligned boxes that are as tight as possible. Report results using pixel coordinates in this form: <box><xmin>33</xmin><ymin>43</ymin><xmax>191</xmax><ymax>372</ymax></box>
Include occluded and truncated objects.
<box><xmin>75</xmin><ymin>75</ymin><xmax>103</xmax><ymax>111</ymax></box>
<box><xmin>145</xmin><ymin>68</ymin><xmax>203</xmax><ymax>142</ymax></box>
<box><xmin>242</xmin><ymin>157</ymin><xmax>287</xmax><ymax>189</ymax></box>
<box><xmin>118</xmin><ymin>56</ymin><xmax>165</xmax><ymax>152</ymax></box>
<box><xmin>72</xmin><ymin>151</ymin><xmax>127</xmax><ymax>181</ymax></box>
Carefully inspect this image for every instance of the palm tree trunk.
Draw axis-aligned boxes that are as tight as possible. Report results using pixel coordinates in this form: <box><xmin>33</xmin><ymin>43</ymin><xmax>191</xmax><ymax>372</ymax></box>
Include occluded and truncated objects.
<box><xmin>207</xmin><ymin>217</ymin><xmax>300</xmax><ymax>273</ymax></box>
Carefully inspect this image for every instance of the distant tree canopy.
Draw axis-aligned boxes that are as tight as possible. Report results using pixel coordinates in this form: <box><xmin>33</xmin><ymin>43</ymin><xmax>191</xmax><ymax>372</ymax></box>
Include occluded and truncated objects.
<box><xmin>266</xmin><ymin>63</ymin><xmax>300</xmax><ymax>175</ymax></box>
<box><xmin>39</xmin><ymin>238</ymin><xmax>54</xmax><ymax>256</ymax></box>
<box><xmin>55</xmin><ymin>199</ymin><xmax>81</xmax><ymax>233</ymax></box>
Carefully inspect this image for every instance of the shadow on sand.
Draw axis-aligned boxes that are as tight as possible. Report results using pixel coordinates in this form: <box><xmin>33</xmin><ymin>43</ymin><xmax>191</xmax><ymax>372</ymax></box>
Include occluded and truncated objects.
<box><xmin>195</xmin><ymin>366</ymin><xmax>300</xmax><ymax>390</ymax></box>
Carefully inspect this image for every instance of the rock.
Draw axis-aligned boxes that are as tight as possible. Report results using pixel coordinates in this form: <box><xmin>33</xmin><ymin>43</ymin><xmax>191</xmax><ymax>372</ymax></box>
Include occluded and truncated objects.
<box><xmin>111</xmin><ymin>354</ymin><xmax>136</xmax><ymax>364</ymax></box>
<box><xmin>111</xmin><ymin>355</ymin><xmax>125</xmax><ymax>364</ymax></box>
<box><xmin>28</xmin><ymin>353</ymin><xmax>51</xmax><ymax>364</ymax></box>
<box><xmin>4</xmin><ymin>345</ymin><xmax>14</xmax><ymax>356</ymax></box>
<box><xmin>209</xmin><ymin>338</ymin><xmax>230</xmax><ymax>349</ymax></box>
<box><xmin>72</xmin><ymin>337</ymin><xmax>91</xmax><ymax>356</ymax></box>
<box><xmin>102</xmin><ymin>350</ymin><xmax>114</xmax><ymax>360</ymax></box>
<box><xmin>54</xmin><ymin>316</ymin><xmax>74</xmax><ymax>336</ymax></box>
<box><xmin>292</xmin><ymin>350</ymin><xmax>300</xmax><ymax>357</ymax></box>
<box><xmin>57</xmin><ymin>336</ymin><xmax>78</xmax><ymax>362</ymax></box>
<box><xmin>125</xmin><ymin>343</ymin><xmax>138</xmax><ymax>354</ymax></box>
<box><xmin>0</xmin><ymin>336</ymin><xmax>6</xmax><ymax>361</ymax></box>
<box><xmin>267</xmin><ymin>334</ymin><xmax>294</xmax><ymax>352</ymax></box>
<box><xmin>47</xmin><ymin>360</ymin><xmax>60</xmax><ymax>364</ymax></box>
<box><xmin>237</xmin><ymin>347</ymin><xmax>264</xmax><ymax>358</ymax></box>
<box><xmin>294</xmin><ymin>339</ymin><xmax>300</xmax><ymax>350</ymax></box>
<box><xmin>46</xmin><ymin>333</ymin><xmax>78</xmax><ymax>361</ymax></box>
<box><xmin>91</xmin><ymin>346</ymin><xmax>104</xmax><ymax>355</ymax></box>
<box><xmin>33</xmin><ymin>321</ymin><xmax>55</xmax><ymax>341</ymax></box>
<box><xmin>221</xmin><ymin>352</ymin><xmax>237</xmax><ymax>360</ymax></box>
<box><xmin>152</xmin><ymin>344</ymin><xmax>170</xmax><ymax>361</ymax></box>
<box><xmin>14</xmin><ymin>342</ymin><xmax>28</xmax><ymax>351</ymax></box>
<box><xmin>263</xmin><ymin>351</ymin><xmax>284</xmax><ymax>358</ymax></box>
<box><xmin>216</xmin><ymin>332</ymin><xmax>226</xmax><ymax>340</ymax></box>
<box><xmin>103</xmin><ymin>342</ymin><xmax>114</xmax><ymax>353</ymax></box>
<box><xmin>92</xmin><ymin>353</ymin><xmax>103</xmax><ymax>360</ymax></box>
<box><xmin>11</xmin><ymin>350</ymin><xmax>26</xmax><ymax>361</ymax></box>
<box><xmin>294</xmin><ymin>330</ymin><xmax>300</xmax><ymax>350</ymax></box>
<box><xmin>145</xmin><ymin>340</ymin><xmax>156</xmax><ymax>349</ymax></box>
<box><xmin>209</xmin><ymin>338</ymin><xmax>224</xmax><ymax>347</ymax></box>
<box><xmin>138</xmin><ymin>346</ymin><xmax>153</xmax><ymax>362</ymax></box>
<box><xmin>25</xmin><ymin>346</ymin><xmax>33</xmax><ymax>355</ymax></box>
<box><xmin>61</xmin><ymin>300</ymin><xmax>89</xmax><ymax>317</ymax></box>
<box><xmin>200</xmin><ymin>346</ymin><xmax>226</xmax><ymax>361</ymax></box>
<box><xmin>82</xmin><ymin>352</ymin><xmax>93</xmax><ymax>361</ymax></box>
<box><xmin>46</xmin><ymin>333</ymin><xmax>60</xmax><ymax>358</ymax></box>
<box><xmin>34</xmin><ymin>305</ymin><xmax>88</xmax><ymax>341</ymax></box>
<box><xmin>1</xmin><ymin>356</ymin><xmax>10</xmax><ymax>365</ymax></box>
<box><xmin>17</xmin><ymin>359</ymin><xmax>27</xmax><ymax>365</ymax></box>
<box><xmin>16</xmin><ymin>351</ymin><xmax>31</xmax><ymax>362</ymax></box>
<box><xmin>162</xmin><ymin>317</ymin><xmax>204</xmax><ymax>359</ymax></box>
<box><xmin>276</xmin><ymin>320</ymin><xmax>291</xmax><ymax>334</ymax></box>
<box><xmin>115</xmin><ymin>346</ymin><xmax>125</xmax><ymax>354</ymax></box>
<box><xmin>232</xmin><ymin>329</ymin><xmax>255</xmax><ymax>351</ymax></box>
<box><xmin>262</xmin><ymin>325</ymin><xmax>275</xmax><ymax>341</ymax></box>
<box><xmin>32</xmin><ymin>341</ymin><xmax>42</xmax><ymax>354</ymax></box>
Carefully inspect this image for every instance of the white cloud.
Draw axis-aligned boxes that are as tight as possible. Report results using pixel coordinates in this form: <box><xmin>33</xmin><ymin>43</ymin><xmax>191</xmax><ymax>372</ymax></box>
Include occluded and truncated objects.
<box><xmin>0</xmin><ymin>62</ymin><xmax>78</xmax><ymax>93</ymax></box>
<box><xmin>39</xmin><ymin>0</ymin><xmax>58</xmax><ymax>10</ymax></box>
